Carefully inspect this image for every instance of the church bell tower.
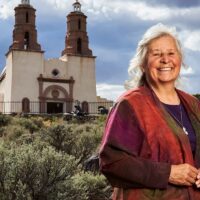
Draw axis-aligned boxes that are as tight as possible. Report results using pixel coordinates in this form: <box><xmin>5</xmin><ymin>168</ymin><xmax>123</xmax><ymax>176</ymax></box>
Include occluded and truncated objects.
<box><xmin>62</xmin><ymin>0</ymin><xmax>93</xmax><ymax>57</ymax></box>
<box><xmin>9</xmin><ymin>0</ymin><xmax>41</xmax><ymax>52</ymax></box>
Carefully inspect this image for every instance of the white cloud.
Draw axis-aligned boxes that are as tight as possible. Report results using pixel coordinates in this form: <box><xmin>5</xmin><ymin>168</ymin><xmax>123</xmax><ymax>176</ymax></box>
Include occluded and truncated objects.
<box><xmin>82</xmin><ymin>0</ymin><xmax>195</xmax><ymax>22</ymax></box>
<box><xmin>0</xmin><ymin>0</ymin><xmax>17</xmax><ymax>19</ymax></box>
<box><xmin>113</xmin><ymin>1</ymin><xmax>171</xmax><ymax>20</ymax></box>
<box><xmin>36</xmin><ymin>0</ymin><xmax>73</xmax><ymax>13</ymax></box>
<box><xmin>0</xmin><ymin>0</ymin><xmax>195</xmax><ymax>22</ymax></box>
<box><xmin>83</xmin><ymin>0</ymin><xmax>166</xmax><ymax>21</ymax></box>
<box><xmin>180</xmin><ymin>30</ymin><xmax>200</xmax><ymax>51</ymax></box>
<box><xmin>96</xmin><ymin>83</ymin><xmax>126</xmax><ymax>101</ymax></box>
<box><xmin>94</xmin><ymin>45</ymin><xmax>131</xmax><ymax>63</ymax></box>
<box><xmin>44</xmin><ymin>0</ymin><xmax>68</xmax><ymax>10</ymax></box>
<box><xmin>180</xmin><ymin>66</ymin><xmax>194</xmax><ymax>76</ymax></box>
<box><xmin>0</xmin><ymin>0</ymin><xmax>71</xmax><ymax>20</ymax></box>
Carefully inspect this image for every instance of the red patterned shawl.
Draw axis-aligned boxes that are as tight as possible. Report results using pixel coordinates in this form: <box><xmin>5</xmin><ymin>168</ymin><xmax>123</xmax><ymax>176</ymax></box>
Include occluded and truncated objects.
<box><xmin>99</xmin><ymin>85</ymin><xmax>200</xmax><ymax>200</ymax></box>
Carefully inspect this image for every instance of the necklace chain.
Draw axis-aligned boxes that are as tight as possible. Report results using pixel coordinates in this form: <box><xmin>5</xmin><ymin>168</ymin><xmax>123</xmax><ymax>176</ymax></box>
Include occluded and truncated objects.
<box><xmin>165</xmin><ymin>104</ymin><xmax>189</xmax><ymax>135</ymax></box>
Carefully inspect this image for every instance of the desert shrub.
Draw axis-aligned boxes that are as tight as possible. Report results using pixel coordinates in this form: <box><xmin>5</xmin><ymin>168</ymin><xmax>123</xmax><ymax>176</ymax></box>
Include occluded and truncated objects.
<box><xmin>0</xmin><ymin>127</ymin><xmax>5</xmax><ymax>137</ymax></box>
<box><xmin>0</xmin><ymin>115</ymin><xmax>111</xmax><ymax>199</ymax></box>
<box><xmin>1</xmin><ymin>125</ymin><xmax>44</xmax><ymax>146</ymax></box>
<box><xmin>41</xmin><ymin>123</ymin><xmax>103</xmax><ymax>165</ymax></box>
<box><xmin>42</xmin><ymin>115</ymin><xmax>59</xmax><ymax>123</ymax></box>
<box><xmin>41</xmin><ymin>123</ymin><xmax>103</xmax><ymax>164</ymax></box>
<box><xmin>94</xmin><ymin>115</ymin><xmax>107</xmax><ymax>126</ymax></box>
<box><xmin>31</xmin><ymin>117</ymin><xmax>44</xmax><ymax>129</ymax></box>
<box><xmin>18</xmin><ymin>118</ymin><xmax>40</xmax><ymax>134</ymax></box>
<box><xmin>4</xmin><ymin>126</ymin><xmax>29</xmax><ymax>141</ymax></box>
<box><xmin>40</xmin><ymin>124</ymin><xmax>77</xmax><ymax>154</ymax></box>
<box><xmin>0</xmin><ymin>142</ymin><xmax>78</xmax><ymax>200</ymax></box>
<box><xmin>72</xmin><ymin>124</ymin><xmax>103</xmax><ymax>165</ymax></box>
<box><xmin>0</xmin><ymin>124</ymin><xmax>32</xmax><ymax>145</ymax></box>
<box><xmin>69</xmin><ymin>172</ymin><xmax>112</xmax><ymax>200</ymax></box>
<box><xmin>0</xmin><ymin>142</ymin><xmax>10</xmax><ymax>196</ymax></box>
<box><xmin>0</xmin><ymin>114</ymin><xmax>12</xmax><ymax>127</ymax></box>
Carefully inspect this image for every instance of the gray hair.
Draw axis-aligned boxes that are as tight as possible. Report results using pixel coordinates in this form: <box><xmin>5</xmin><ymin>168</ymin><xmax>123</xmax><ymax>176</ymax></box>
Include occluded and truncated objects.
<box><xmin>125</xmin><ymin>23</ymin><xmax>184</xmax><ymax>90</ymax></box>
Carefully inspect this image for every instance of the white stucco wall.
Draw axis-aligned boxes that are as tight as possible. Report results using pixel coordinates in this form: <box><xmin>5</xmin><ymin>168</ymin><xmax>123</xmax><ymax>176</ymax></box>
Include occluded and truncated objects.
<box><xmin>3</xmin><ymin>53</ymin><xmax>13</xmax><ymax>102</ymax></box>
<box><xmin>44</xmin><ymin>58</ymin><xmax>68</xmax><ymax>79</ymax></box>
<box><xmin>0</xmin><ymin>54</ymin><xmax>14</xmax><ymax>113</ymax></box>
<box><xmin>11</xmin><ymin>50</ymin><xmax>44</xmax><ymax>102</ymax></box>
<box><xmin>66</xmin><ymin>55</ymin><xmax>97</xmax><ymax>102</ymax></box>
<box><xmin>0</xmin><ymin>77</ymin><xmax>5</xmax><ymax>98</ymax></box>
<box><xmin>0</xmin><ymin>78</ymin><xmax>5</xmax><ymax>112</ymax></box>
<box><xmin>0</xmin><ymin>93</ymin><xmax>4</xmax><ymax>112</ymax></box>
<box><xmin>44</xmin><ymin>55</ymin><xmax>97</xmax><ymax>103</ymax></box>
<box><xmin>0</xmin><ymin>54</ymin><xmax>20</xmax><ymax>113</ymax></box>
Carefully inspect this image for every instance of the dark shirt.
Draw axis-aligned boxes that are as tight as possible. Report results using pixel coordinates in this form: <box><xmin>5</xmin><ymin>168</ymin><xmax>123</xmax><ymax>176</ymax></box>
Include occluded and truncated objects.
<box><xmin>163</xmin><ymin>103</ymin><xmax>196</xmax><ymax>155</ymax></box>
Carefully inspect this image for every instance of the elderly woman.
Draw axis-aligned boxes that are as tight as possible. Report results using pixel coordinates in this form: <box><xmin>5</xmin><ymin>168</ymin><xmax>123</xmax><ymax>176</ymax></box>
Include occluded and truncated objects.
<box><xmin>99</xmin><ymin>23</ymin><xmax>200</xmax><ymax>200</ymax></box>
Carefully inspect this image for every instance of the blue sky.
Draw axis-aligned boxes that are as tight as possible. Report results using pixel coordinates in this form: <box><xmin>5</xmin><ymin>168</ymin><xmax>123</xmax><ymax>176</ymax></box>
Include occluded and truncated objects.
<box><xmin>1</xmin><ymin>0</ymin><xmax>200</xmax><ymax>100</ymax></box>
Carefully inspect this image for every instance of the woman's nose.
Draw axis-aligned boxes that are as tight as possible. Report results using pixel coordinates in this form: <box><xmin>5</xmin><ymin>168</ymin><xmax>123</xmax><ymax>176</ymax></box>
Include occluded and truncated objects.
<box><xmin>160</xmin><ymin>54</ymin><xmax>169</xmax><ymax>63</ymax></box>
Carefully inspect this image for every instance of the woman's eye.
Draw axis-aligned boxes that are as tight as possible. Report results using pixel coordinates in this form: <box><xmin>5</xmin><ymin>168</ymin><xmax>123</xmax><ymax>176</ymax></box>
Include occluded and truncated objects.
<box><xmin>169</xmin><ymin>52</ymin><xmax>175</xmax><ymax>55</ymax></box>
<box><xmin>153</xmin><ymin>53</ymin><xmax>161</xmax><ymax>56</ymax></box>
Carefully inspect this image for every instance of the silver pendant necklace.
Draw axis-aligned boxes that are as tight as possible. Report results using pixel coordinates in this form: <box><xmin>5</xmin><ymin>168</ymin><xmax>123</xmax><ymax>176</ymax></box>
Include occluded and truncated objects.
<box><xmin>165</xmin><ymin>104</ymin><xmax>189</xmax><ymax>135</ymax></box>
<box><xmin>179</xmin><ymin>105</ymin><xmax>189</xmax><ymax>135</ymax></box>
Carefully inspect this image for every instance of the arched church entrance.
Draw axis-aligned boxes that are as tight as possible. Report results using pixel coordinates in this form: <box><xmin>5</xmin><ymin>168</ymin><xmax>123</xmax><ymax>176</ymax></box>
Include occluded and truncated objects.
<box><xmin>41</xmin><ymin>85</ymin><xmax>72</xmax><ymax>114</ymax></box>
<box><xmin>47</xmin><ymin>102</ymin><xmax>63</xmax><ymax>114</ymax></box>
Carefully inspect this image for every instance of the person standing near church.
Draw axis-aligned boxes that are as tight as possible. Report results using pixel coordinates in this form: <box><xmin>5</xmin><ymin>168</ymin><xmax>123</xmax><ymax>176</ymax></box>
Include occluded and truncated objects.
<box><xmin>99</xmin><ymin>23</ymin><xmax>200</xmax><ymax>200</ymax></box>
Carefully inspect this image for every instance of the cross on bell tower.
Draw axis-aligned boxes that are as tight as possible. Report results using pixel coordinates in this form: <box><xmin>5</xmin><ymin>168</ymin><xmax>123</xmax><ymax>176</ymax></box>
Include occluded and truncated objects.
<box><xmin>62</xmin><ymin>0</ymin><xmax>93</xmax><ymax>57</ymax></box>
<box><xmin>8</xmin><ymin>0</ymin><xmax>41</xmax><ymax>52</ymax></box>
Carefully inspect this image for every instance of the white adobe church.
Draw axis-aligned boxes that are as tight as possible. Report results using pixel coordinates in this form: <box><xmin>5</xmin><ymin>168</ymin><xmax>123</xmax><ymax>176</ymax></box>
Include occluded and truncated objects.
<box><xmin>0</xmin><ymin>0</ymin><xmax>98</xmax><ymax>114</ymax></box>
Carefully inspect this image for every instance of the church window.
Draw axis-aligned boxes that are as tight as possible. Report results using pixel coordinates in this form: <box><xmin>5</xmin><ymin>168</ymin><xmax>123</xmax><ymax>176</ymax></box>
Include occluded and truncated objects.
<box><xmin>77</xmin><ymin>38</ymin><xmax>82</xmax><ymax>54</ymax></box>
<box><xmin>26</xmin><ymin>12</ymin><xmax>29</xmax><ymax>23</ymax></box>
<box><xmin>78</xmin><ymin>19</ymin><xmax>81</xmax><ymax>30</ymax></box>
<box><xmin>82</xmin><ymin>101</ymin><xmax>89</xmax><ymax>113</ymax></box>
<box><xmin>22</xmin><ymin>98</ymin><xmax>30</xmax><ymax>113</ymax></box>
<box><xmin>52</xmin><ymin>69</ymin><xmax>60</xmax><ymax>77</ymax></box>
<box><xmin>24</xmin><ymin>32</ymin><xmax>29</xmax><ymax>49</ymax></box>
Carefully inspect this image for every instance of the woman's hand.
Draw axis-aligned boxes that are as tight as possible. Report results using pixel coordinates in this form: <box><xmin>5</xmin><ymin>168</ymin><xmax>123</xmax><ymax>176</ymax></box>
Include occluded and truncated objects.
<box><xmin>169</xmin><ymin>164</ymin><xmax>198</xmax><ymax>186</ymax></box>
<box><xmin>195</xmin><ymin>169</ymin><xmax>200</xmax><ymax>188</ymax></box>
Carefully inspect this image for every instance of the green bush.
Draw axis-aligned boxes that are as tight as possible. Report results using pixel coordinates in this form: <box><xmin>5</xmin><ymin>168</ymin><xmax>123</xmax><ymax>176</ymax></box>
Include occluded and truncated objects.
<box><xmin>56</xmin><ymin>172</ymin><xmax>111</xmax><ymax>200</ymax></box>
<box><xmin>70</xmin><ymin>172</ymin><xmax>111</xmax><ymax>200</ymax></box>
<box><xmin>0</xmin><ymin>127</ymin><xmax>5</xmax><ymax>137</ymax></box>
<box><xmin>1</xmin><ymin>125</ymin><xmax>30</xmax><ymax>144</ymax></box>
<box><xmin>31</xmin><ymin>117</ymin><xmax>44</xmax><ymax>129</ymax></box>
<box><xmin>0</xmin><ymin>115</ymin><xmax>112</xmax><ymax>199</ymax></box>
<box><xmin>0</xmin><ymin>114</ymin><xmax>12</xmax><ymax>127</ymax></box>
<box><xmin>0</xmin><ymin>142</ymin><xmax>78</xmax><ymax>199</ymax></box>
<box><xmin>18</xmin><ymin>118</ymin><xmax>40</xmax><ymax>134</ymax></box>
<box><xmin>7</xmin><ymin>126</ymin><xmax>28</xmax><ymax>141</ymax></box>
<box><xmin>40</xmin><ymin>124</ymin><xmax>77</xmax><ymax>154</ymax></box>
<box><xmin>72</xmin><ymin>124</ymin><xmax>103</xmax><ymax>165</ymax></box>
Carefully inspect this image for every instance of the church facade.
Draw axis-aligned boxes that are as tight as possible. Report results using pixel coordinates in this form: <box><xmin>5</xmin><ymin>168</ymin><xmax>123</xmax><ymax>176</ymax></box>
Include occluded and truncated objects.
<box><xmin>0</xmin><ymin>0</ymin><xmax>98</xmax><ymax>114</ymax></box>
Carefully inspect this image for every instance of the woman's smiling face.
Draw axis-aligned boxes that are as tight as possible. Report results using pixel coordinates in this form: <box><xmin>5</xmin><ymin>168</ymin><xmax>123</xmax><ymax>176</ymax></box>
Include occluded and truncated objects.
<box><xmin>144</xmin><ymin>35</ymin><xmax>182</xmax><ymax>88</ymax></box>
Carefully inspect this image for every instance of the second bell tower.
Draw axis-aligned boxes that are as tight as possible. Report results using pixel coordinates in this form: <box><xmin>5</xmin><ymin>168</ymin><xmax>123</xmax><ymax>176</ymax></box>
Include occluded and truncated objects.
<box><xmin>62</xmin><ymin>0</ymin><xmax>93</xmax><ymax>57</ymax></box>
